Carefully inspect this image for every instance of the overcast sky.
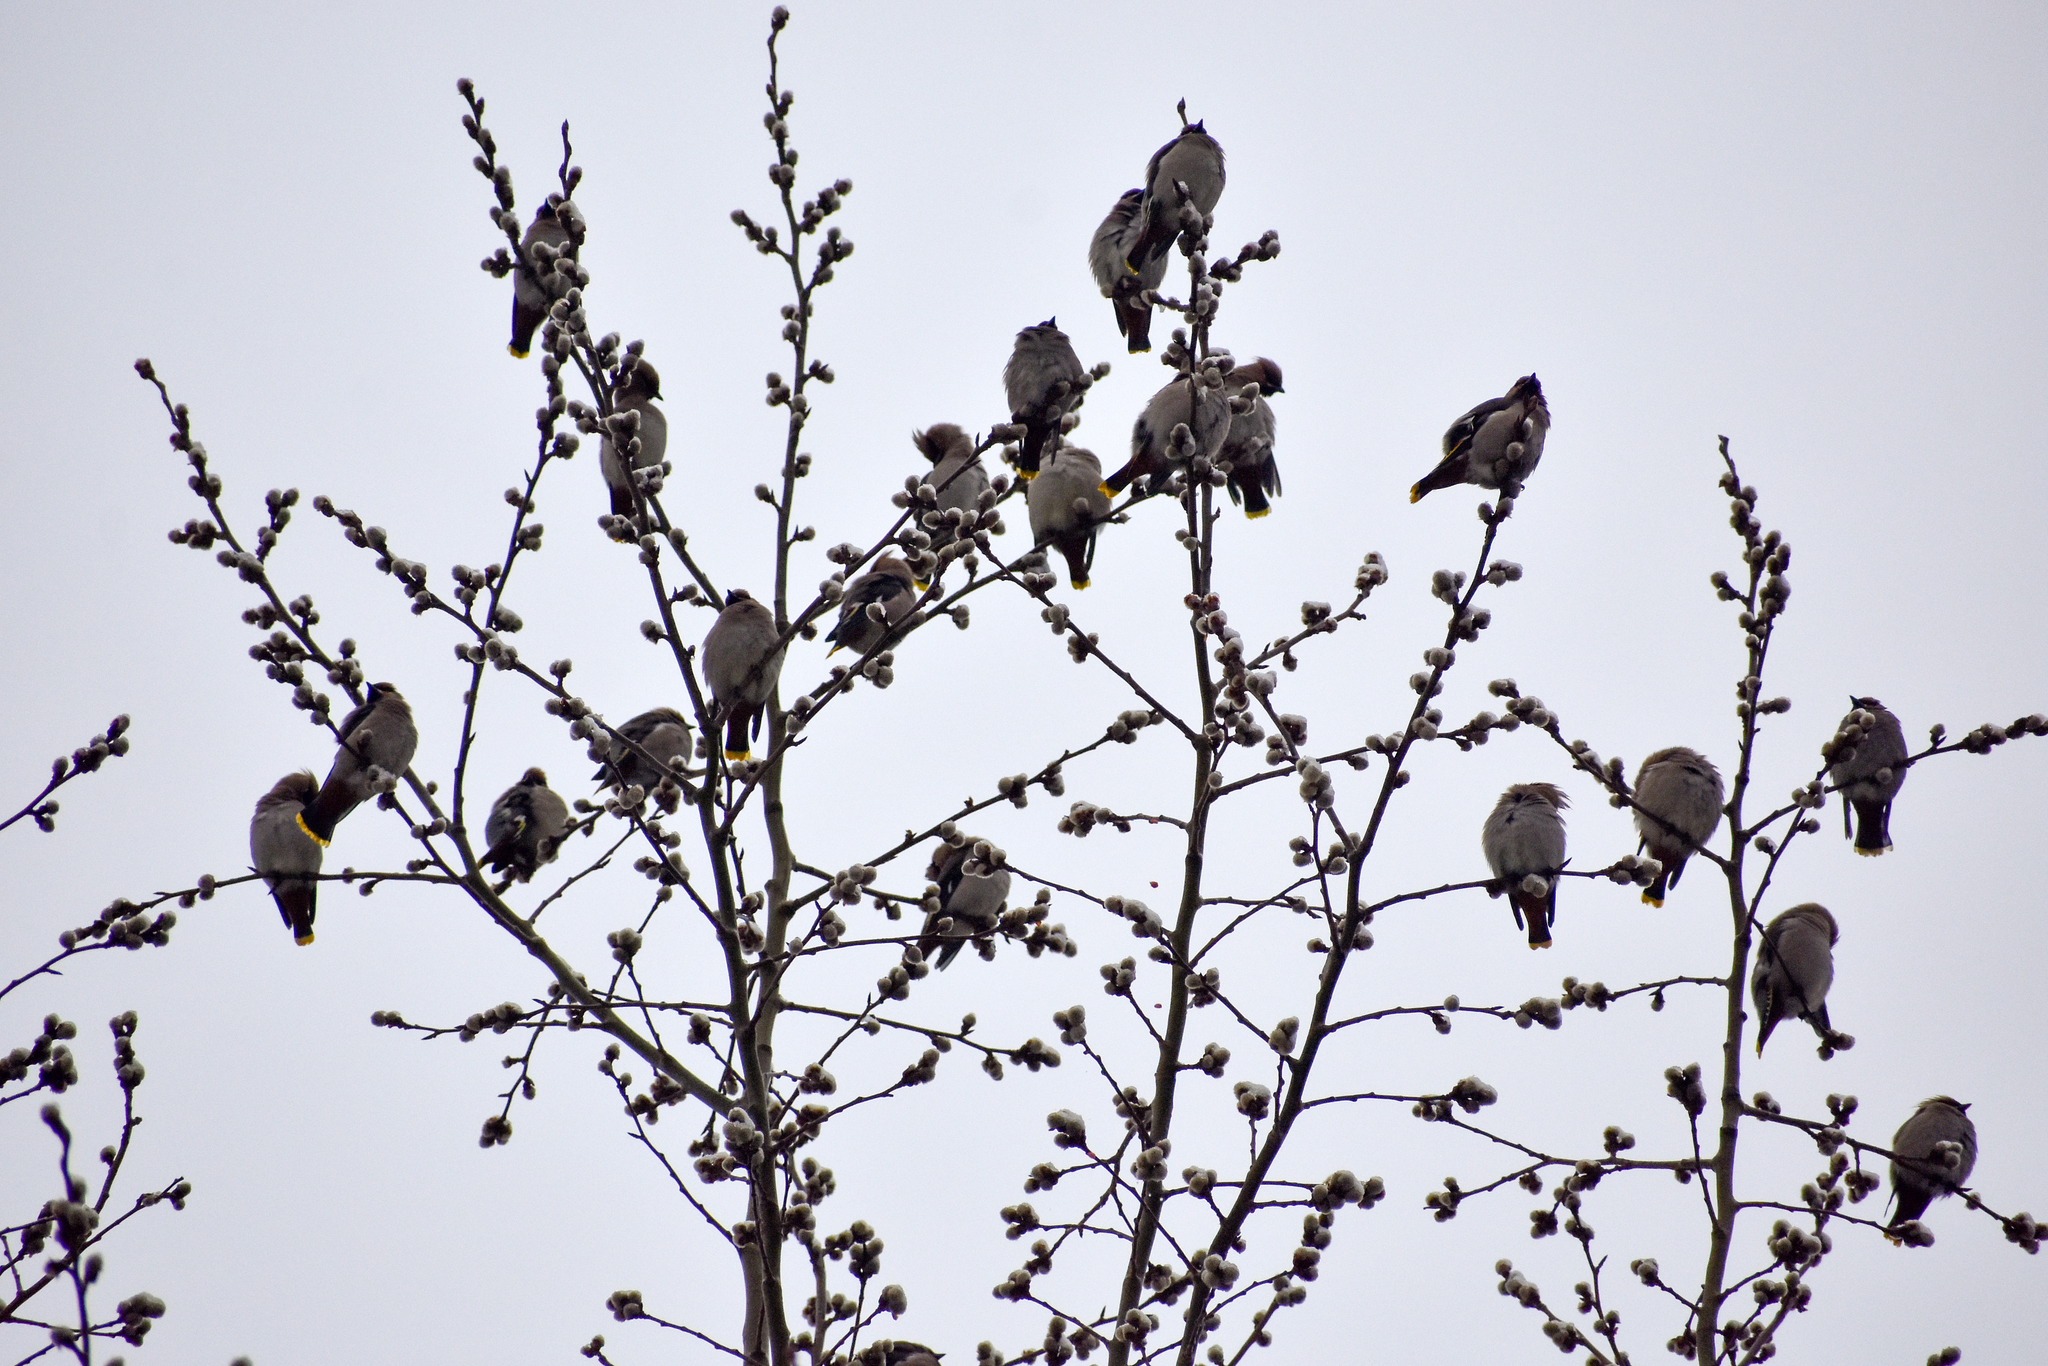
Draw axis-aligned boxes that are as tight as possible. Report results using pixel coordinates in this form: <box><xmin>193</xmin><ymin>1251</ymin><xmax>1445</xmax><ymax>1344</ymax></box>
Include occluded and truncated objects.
<box><xmin>5</xmin><ymin>2</ymin><xmax>2047</xmax><ymax>1363</ymax></box>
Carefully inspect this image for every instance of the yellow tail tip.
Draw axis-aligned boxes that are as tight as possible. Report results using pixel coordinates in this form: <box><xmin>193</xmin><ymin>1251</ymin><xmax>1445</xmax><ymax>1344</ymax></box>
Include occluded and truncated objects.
<box><xmin>1019</xmin><ymin>469</ymin><xmax>1037</xmax><ymax>481</ymax></box>
<box><xmin>507</xmin><ymin>344</ymin><xmax>530</xmax><ymax>359</ymax></box>
<box><xmin>1096</xmin><ymin>483</ymin><xmax>1113</xmax><ymax>498</ymax></box>
<box><xmin>827</xmin><ymin>644</ymin><xmax>844</xmax><ymax>657</ymax></box>
<box><xmin>724</xmin><ymin>747</ymin><xmax>751</xmax><ymax>761</ymax></box>
<box><xmin>1641</xmin><ymin>892</ymin><xmax>1665</xmax><ymax>907</ymax></box>
<box><xmin>1072</xmin><ymin>578</ymin><xmax>1091</xmax><ymax>590</ymax></box>
<box><xmin>295</xmin><ymin>932</ymin><xmax>316</xmax><ymax>947</ymax></box>
<box><xmin>1855</xmin><ymin>846</ymin><xmax>1891</xmax><ymax>857</ymax></box>
<box><xmin>295</xmin><ymin>813</ymin><xmax>331</xmax><ymax>847</ymax></box>
<box><xmin>1530</xmin><ymin>939</ymin><xmax>1553</xmax><ymax>950</ymax></box>
<box><xmin>1408</xmin><ymin>488</ymin><xmax>1424</xmax><ymax>504</ymax></box>
<box><xmin>1245</xmin><ymin>508</ymin><xmax>1270</xmax><ymax>520</ymax></box>
<box><xmin>913</xmin><ymin>581</ymin><xmax>931</xmax><ymax>593</ymax></box>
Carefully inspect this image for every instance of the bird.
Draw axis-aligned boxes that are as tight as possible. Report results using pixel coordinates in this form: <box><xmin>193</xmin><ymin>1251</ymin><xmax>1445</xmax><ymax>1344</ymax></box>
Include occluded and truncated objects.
<box><xmin>1027</xmin><ymin>446</ymin><xmax>1112</xmax><ymax>590</ymax></box>
<box><xmin>1125</xmin><ymin>117</ymin><xmax>1226</xmax><ymax>278</ymax></box>
<box><xmin>1410</xmin><ymin>374</ymin><xmax>1549</xmax><ymax>503</ymax></box>
<box><xmin>1751</xmin><ymin>903</ymin><xmax>1837</xmax><ymax>1056</ymax></box>
<box><xmin>509</xmin><ymin>200</ymin><xmax>576</xmax><ymax>359</ymax></box>
<box><xmin>702</xmin><ymin>590</ymin><xmax>785</xmax><ymax>762</ymax></box>
<box><xmin>1887</xmin><ymin>1097</ymin><xmax>1977</xmax><ymax>1241</ymax></box>
<box><xmin>881</xmin><ymin>1343</ymin><xmax>944</xmax><ymax>1366</ymax></box>
<box><xmin>1002</xmin><ymin>320</ymin><xmax>1088</xmax><ymax>478</ymax></box>
<box><xmin>1828</xmin><ymin>697</ymin><xmax>1908</xmax><ymax>855</ymax></box>
<box><xmin>251</xmin><ymin>772</ymin><xmax>324</xmax><ymax>946</ymax></box>
<box><xmin>598</xmin><ymin>361</ymin><xmax>668</xmax><ymax>519</ymax></box>
<box><xmin>914</xmin><ymin>424</ymin><xmax>989</xmax><ymax>546</ymax></box>
<box><xmin>483</xmin><ymin>768</ymin><xmax>571</xmax><ymax>884</ymax></box>
<box><xmin>1214</xmin><ymin>358</ymin><xmax>1284</xmax><ymax>517</ymax></box>
<box><xmin>919</xmin><ymin>840</ymin><xmax>1011</xmax><ymax>970</ymax></box>
<box><xmin>1089</xmin><ymin>189</ymin><xmax>1167</xmax><ymax>353</ymax></box>
<box><xmin>594</xmin><ymin>707</ymin><xmax>694</xmax><ymax>794</ymax></box>
<box><xmin>1632</xmin><ymin>747</ymin><xmax>1725</xmax><ymax>906</ymax></box>
<box><xmin>827</xmin><ymin>556</ymin><xmax>919</xmax><ymax>657</ymax></box>
<box><xmin>299</xmin><ymin>683</ymin><xmax>419</xmax><ymax>844</ymax></box>
<box><xmin>1482</xmin><ymin>783</ymin><xmax>1569</xmax><ymax>949</ymax></box>
<box><xmin>1104</xmin><ymin>369</ymin><xmax>1234</xmax><ymax>497</ymax></box>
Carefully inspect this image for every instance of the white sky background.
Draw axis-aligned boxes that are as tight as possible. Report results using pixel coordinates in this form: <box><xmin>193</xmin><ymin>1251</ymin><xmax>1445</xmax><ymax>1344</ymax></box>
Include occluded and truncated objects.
<box><xmin>5</xmin><ymin>1</ymin><xmax>2047</xmax><ymax>1362</ymax></box>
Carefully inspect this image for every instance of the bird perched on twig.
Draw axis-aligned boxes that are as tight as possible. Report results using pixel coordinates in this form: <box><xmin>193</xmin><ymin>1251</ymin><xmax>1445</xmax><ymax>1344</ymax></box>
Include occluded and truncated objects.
<box><xmin>251</xmin><ymin>772</ymin><xmax>324</xmax><ymax>946</ymax></box>
<box><xmin>703</xmin><ymin>590</ymin><xmax>784</xmax><ymax>762</ymax></box>
<box><xmin>1105</xmin><ymin>369</ymin><xmax>1233</xmax><ymax>497</ymax></box>
<box><xmin>1028</xmin><ymin>446</ymin><xmax>1112</xmax><ymax>590</ymax></box>
<box><xmin>593</xmin><ymin>707</ymin><xmax>693</xmax><ymax>795</ymax></box>
<box><xmin>1410</xmin><ymin>374</ymin><xmax>1549</xmax><ymax>503</ymax></box>
<box><xmin>827</xmin><ymin>556</ymin><xmax>919</xmax><ymax>657</ymax></box>
<box><xmin>1886</xmin><ymin>1097</ymin><xmax>1977</xmax><ymax>1242</ymax></box>
<box><xmin>299</xmin><ymin>683</ymin><xmax>418</xmax><ymax>845</ymax></box>
<box><xmin>1632</xmin><ymin>747</ymin><xmax>1724</xmax><ymax>906</ymax></box>
<box><xmin>1089</xmin><ymin>189</ymin><xmax>1168</xmax><ymax>353</ymax></box>
<box><xmin>919</xmin><ymin>839</ymin><xmax>1011</xmax><ymax>970</ymax></box>
<box><xmin>913</xmin><ymin>424</ymin><xmax>989</xmax><ymax>582</ymax></box>
<box><xmin>881</xmin><ymin>1343</ymin><xmax>944</xmax><ymax>1366</ymax></box>
<box><xmin>508</xmin><ymin>200</ymin><xmax>578</xmax><ymax>359</ymax></box>
<box><xmin>1751</xmin><ymin>903</ymin><xmax>1837</xmax><ymax>1056</ymax></box>
<box><xmin>1125</xmin><ymin>112</ymin><xmax>1226</xmax><ymax>279</ymax></box>
<box><xmin>483</xmin><ymin>768</ymin><xmax>571</xmax><ymax>884</ymax></box>
<box><xmin>1482</xmin><ymin>783</ymin><xmax>1569</xmax><ymax>949</ymax></box>
<box><xmin>1827</xmin><ymin>697</ymin><xmax>1908</xmax><ymax>856</ymax></box>
<box><xmin>1214</xmin><ymin>358</ymin><xmax>1284</xmax><ymax>517</ymax></box>
<box><xmin>1003</xmin><ymin>320</ymin><xmax>1087</xmax><ymax>479</ymax></box>
<box><xmin>599</xmin><ymin>360</ymin><xmax>667</xmax><ymax>519</ymax></box>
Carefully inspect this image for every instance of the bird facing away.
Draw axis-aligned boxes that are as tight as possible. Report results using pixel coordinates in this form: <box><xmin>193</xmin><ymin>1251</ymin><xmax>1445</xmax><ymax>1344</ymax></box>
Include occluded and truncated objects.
<box><xmin>913</xmin><ymin>423</ymin><xmax>990</xmax><ymax>571</ymax></box>
<box><xmin>1828</xmin><ymin>697</ymin><xmax>1908</xmax><ymax>856</ymax></box>
<box><xmin>702</xmin><ymin>590</ymin><xmax>785</xmax><ymax>762</ymax></box>
<box><xmin>881</xmin><ymin>1343</ymin><xmax>944</xmax><ymax>1366</ymax></box>
<box><xmin>251</xmin><ymin>771</ymin><xmax>324</xmax><ymax>946</ymax></box>
<box><xmin>919</xmin><ymin>840</ymin><xmax>1011</xmax><ymax>970</ymax></box>
<box><xmin>827</xmin><ymin>556</ymin><xmax>919</xmax><ymax>657</ymax></box>
<box><xmin>1482</xmin><ymin>783</ymin><xmax>1569</xmax><ymax>949</ymax></box>
<box><xmin>1125</xmin><ymin>119</ymin><xmax>1226</xmax><ymax>277</ymax></box>
<box><xmin>1410</xmin><ymin>374</ymin><xmax>1549</xmax><ymax>503</ymax></box>
<box><xmin>1632</xmin><ymin>747</ymin><xmax>1725</xmax><ymax>906</ymax></box>
<box><xmin>1105</xmin><ymin>369</ymin><xmax>1234</xmax><ymax>497</ymax></box>
<box><xmin>1027</xmin><ymin>446</ymin><xmax>1112</xmax><ymax>590</ymax></box>
<box><xmin>483</xmin><ymin>768</ymin><xmax>571</xmax><ymax>884</ymax></box>
<box><xmin>1751</xmin><ymin>903</ymin><xmax>1837</xmax><ymax>1056</ymax></box>
<box><xmin>1887</xmin><ymin>1097</ymin><xmax>1977</xmax><ymax>1240</ymax></box>
<box><xmin>300</xmin><ymin>683</ymin><xmax>418</xmax><ymax>845</ymax></box>
<box><xmin>509</xmin><ymin>201</ymin><xmax>574</xmax><ymax>358</ymax></box>
<box><xmin>1002</xmin><ymin>320</ymin><xmax>1088</xmax><ymax>478</ymax></box>
<box><xmin>599</xmin><ymin>361</ymin><xmax>668</xmax><ymax>519</ymax></box>
<box><xmin>1215</xmin><ymin>358</ymin><xmax>1284</xmax><ymax>517</ymax></box>
<box><xmin>1089</xmin><ymin>189</ymin><xmax>1168</xmax><ymax>352</ymax></box>
<box><xmin>594</xmin><ymin>707</ymin><xmax>693</xmax><ymax>793</ymax></box>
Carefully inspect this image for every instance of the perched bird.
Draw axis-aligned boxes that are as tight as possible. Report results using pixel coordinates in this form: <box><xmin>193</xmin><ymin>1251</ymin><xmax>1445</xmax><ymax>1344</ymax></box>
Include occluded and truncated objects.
<box><xmin>251</xmin><ymin>772</ymin><xmax>324</xmax><ymax>946</ymax></box>
<box><xmin>1105</xmin><ymin>370</ymin><xmax>1234</xmax><ymax>496</ymax></box>
<box><xmin>913</xmin><ymin>423</ymin><xmax>990</xmax><ymax>548</ymax></box>
<box><xmin>919</xmin><ymin>840</ymin><xmax>1011</xmax><ymax>970</ymax></box>
<box><xmin>1214</xmin><ymin>358</ymin><xmax>1285</xmax><ymax>517</ymax></box>
<box><xmin>1482</xmin><ymin>783</ymin><xmax>1569</xmax><ymax>949</ymax></box>
<box><xmin>1089</xmin><ymin>189</ymin><xmax>1167</xmax><ymax>352</ymax></box>
<box><xmin>1410</xmin><ymin>374</ymin><xmax>1549</xmax><ymax>504</ymax></box>
<box><xmin>598</xmin><ymin>361</ymin><xmax>668</xmax><ymax>519</ymax></box>
<box><xmin>1125</xmin><ymin>119</ymin><xmax>1226</xmax><ymax>278</ymax></box>
<box><xmin>1828</xmin><ymin>697</ymin><xmax>1908</xmax><ymax>856</ymax></box>
<box><xmin>703</xmin><ymin>590</ymin><xmax>785</xmax><ymax>762</ymax></box>
<box><xmin>1632</xmin><ymin>747</ymin><xmax>1725</xmax><ymax>906</ymax></box>
<box><xmin>827</xmin><ymin>556</ymin><xmax>919</xmax><ymax>657</ymax></box>
<box><xmin>882</xmin><ymin>1344</ymin><xmax>944</xmax><ymax>1366</ymax></box>
<box><xmin>1751</xmin><ymin>903</ymin><xmax>1838</xmax><ymax>1056</ymax></box>
<box><xmin>1027</xmin><ymin>446</ymin><xmax>1112</xmax><ymax>589</ymax></box>
<box><xmin>300</xmin><ymin>683</ymin><xmax>419</xmax><ymax>844</ymax></box>
<box><xmin>1887</xmin><ymin>1097</ymin><xmax>1978</xmax><ymax>1240</ymax></box>
<box><xmin>1002</xmin><ymin>320</ymin><xmax>1087</xmax><ymax>478</ymax></box>
<box><xmin>594</xmin><ymin>707</ymin><xmax>694</xmax><ymax>794</ymax></box>
<box><xmin>509</xmin><ymin>200</ymin><xmax>576</xmax><ymax>359</ymax></box>
<box><xmin>483</xmin><ymin>769</ymin><xmax>570</xmax><ymax>884</ymax></box>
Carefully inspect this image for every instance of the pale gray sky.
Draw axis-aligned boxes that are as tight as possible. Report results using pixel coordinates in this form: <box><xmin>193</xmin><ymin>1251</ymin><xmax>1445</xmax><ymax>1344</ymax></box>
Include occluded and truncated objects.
<box><xmin>5</xmin><ymin>2</ymin><xmax>2047</xmax><ymax>1362</ymax></box>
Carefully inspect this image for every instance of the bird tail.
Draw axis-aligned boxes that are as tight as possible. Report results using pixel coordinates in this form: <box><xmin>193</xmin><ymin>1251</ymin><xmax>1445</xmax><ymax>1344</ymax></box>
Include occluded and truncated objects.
<box><xmin>1058</xmin><ymin>532</ymin><xmax>1096</xmax><ymax>591</ymax></box>
<box><xmin>1233</xmin><ymin>472</ymin><xmax>1271</xmax><ymax>519</ymax></box>
<box><xmin>273</xmin><ymin>881</ymin><xmax>317</xmax><ymax>947</ymax></box>
<box><xmin>1117</xmin><ymin>291</ymin><xmax>1153</xmax><ymax>353</ymax></box>
<box><xmin>510</xmin><ymin>303</ymin><xmax>544</xmax><ymax>359</ymax></box>
<box><xmin>1642</xmin><ymin>849</ymin><xmax>1682</xmax><ymax>906</ymax></box>
<box><xmin>1104</xmin><ymin>453</ymin><xmax>1155</xmax><ymax>497</ymax></box>
<box><xmin>1754</xmin><ymin>1004</ymin><xmax>1777</xmax><ymax>1057</ymax></box>
<box><xmin>1852</xmin><ymin>799</ymin><xmax>1893</xmax><ymax>855</ymax></box>
<box><xmin>1809</xmin><ymin>1001</ymin><xmax>1833</xmax><ymax>1038</ymax></box>
<box><xmin>724</xmin><ymin>708</ymin><xmax>754</xmax><ymax>762</ymax></box>
<box><xmin>1513</xmin><ymin>887</ymin><xmax>1554</xmax><ymax>949</ymax></box>
<box><xmin>299</xmin><ymin>787</ymin><xmax>351</xmax><ymax>845</ymax></box>
<box><xmin>610</xmin><ymin>485</ymin><xmax>637</xmax><ymax>518</ymax></box>
<box><xmin>1018</xmin><ymin>420</ymin><xmax>1050</xmax><ymax>477</ymax></box>
<box><xmin>1408</xmin><ymin>453</ymin><xmax>1469</xmax><ymax>504</ymax></box>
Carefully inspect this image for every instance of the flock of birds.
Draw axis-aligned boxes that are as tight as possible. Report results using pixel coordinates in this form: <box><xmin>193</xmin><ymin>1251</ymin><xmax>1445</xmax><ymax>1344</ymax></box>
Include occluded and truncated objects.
<box><xmin>240</xmin><ymin>113</ymin><xmax>1973</xmax><ymax>1258</ymax></box>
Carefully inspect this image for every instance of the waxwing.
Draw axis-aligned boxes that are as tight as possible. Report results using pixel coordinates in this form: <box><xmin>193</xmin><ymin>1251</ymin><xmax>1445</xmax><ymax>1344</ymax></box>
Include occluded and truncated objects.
<box><xmin>703</xmin><ymin>590</ymin><xmax>785</xmax><ymax>762</ymax></box>
<box><xmin>483</xmin><ymin>768</ymin><xmax>571</xmax><ymax>884</ymax></box>
<box><xmin>1632</xmin><ymin>747</ymin><xmax>1724</xmax><ymax>906</ymax></box>
<box><xmin>1105</xmin><ymin>369</ymin><xmax>1233</xmax><ymax>497</ymax></box>
<box><xmin>1125</xmin><ymin>118</ymin><xmax>1226</xmax><ymax>277</ymax></box>
<box><xmin>1003</xmin><ymin>320</ymin><xmax>1088</xmax><ymax>478</ymax></box>
<box><xmin>827</xmin><ymin>556</ymin><xmax>919</xmax><ymax>657</ymax></box>
<box><xmin>599</xmin><ymin>360</ymin><xmax>668</xmax><ymax>519</ymax></box>
<box><xmin>1827</xmin><ymin>697</ymin><xmax>1908</xmax><ymax>855</ymax></box>
<box><xmin>882</xmin><ymin>1344</ymin><xmax>943</xmax><ymax>1366</ymax></box>
<box><xmin>1410</xmin><ymin>374</ymin><xmax>1549</xmax><ymax>503</ymax></box>
<box><xmin>1887</xmin><ymin>1097</ymin><xmax>1977</xmax><ymax>1241</ymax></box>
<box><xmin>1215</xmin><ymin>358</ymin><xmax>1284</xmax><ymax>517</ymax></box>
<box><xmin>1089</xmin><ymin>189</ymin><xmax>1167</xmax><ymax>353</ymax></box>
<box><xmin>913</xmin><ymin>424</ymin><xmax>990</xmax><ymax>578</ymax></box>
<box><xmin>1027</xmin><ymin>446</ymin><xmax>1112</xmax><ymax>590</ymax></box>
<box><xmin>919</xmin><ymin>839</ymin><xmax>1011</xmax><ymax>970</ymax></box>
<box><xmin>1482</xmin><ymin>783</ymin><xmax>1569</xmax><ymax>949</ymax></box>
<box><xmin>301</xmin><ymin>683</ymin><xmax>418</xmax><ymax>844</ymax></box>
<box><xmin>594</xmin><ymin>707</ymin><xmax>694</xmax><ymax>794</ymax></box>
<box><xmin>508</xmin><ymin>200</ymin><xmax>577</xmax><ymax>359</ymax></box>
<box><xmin>251</xmin><ymin>772</ymin><xmax>324</xmax><ymax>946</ymax></box>
<box><xmin>1751</xmin><ymin>903</ymin><xmax>1837</xmax><ymax>1055</ymax></box>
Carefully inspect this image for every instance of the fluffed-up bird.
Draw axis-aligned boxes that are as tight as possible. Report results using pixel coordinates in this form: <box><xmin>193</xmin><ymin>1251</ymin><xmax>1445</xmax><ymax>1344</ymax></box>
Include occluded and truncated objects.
<box><xmin>1214</xmin><ymin>358</ymin><xmax>1284</xmax><ymax>517</ymax></box>
<box><xmin>913</xmin><ymin>424</ymin><xmax>990</xmax><ymax>572</ymax></box>
<box><xmin>1828</xmin><ymin>697</ymin><xmax>1908</xmax><ymax>856</ymax></box>
<box><xmin>1002</xmin><ymin>320</ymin><xmax>1087</xmax><ymax>478</ymax></box>
<box><xmin>1632</xmin><ymin>747</ymin><xmax>1724</xmax><ymax>906</ymax></box>
<box><xmin>881</xmin><ymin>1343</ymin><xmax>944</xmax><ymax>1366</ymax></box>
<box><xmin>1089</xmin><ymin>189</ymin><xmax>1168</xmax><ymax>352</ymax></box>
<box><xmin>828</xmin><ymin>556</ymin><xmax>919</xmax><ymax>656</ymax></box>
<box><xmin>1887</xmin><ymin>1097</ymin><xmax>1977</xmax><ymax>1241</ymax></box>
<box><xmin>919</xmin><ymin>840</ymin><xmax>1012</xmax><ymax>970</ymax></box>
<box><xmin>594</xmin><ymin>707</ymin><xmax>693</xmax><ymax>794</ymax></box>
<box><xmin>251</xmin><ymin>772</ymin><xmax>324</xmax><ymax>946</ymax></box>
<box><xmin>1105</xmin><ymin>370</ymin><xmax>1233</xmax><ymax>497</ymax></box>
<box><xmin>1482</xmin><ymin>783</ymin><xmax>1569</xmax><ymax>949</ymax></box>
<box><xmin>1751</xmin><ymin>903</ymin><xmax>1837</xmax><ymax>1056</ymax></box>
<box><xmin>483</xmin><ymin>768</ymin><xmax>571</xmax><ymax>883</ymax></box>
<box><xmin>1410</xmin><ymin>374</ymin><xmax>1549</xmax><ymax>504</ymax></box>
<box><xmin>703</xmin><ymin>590</ymin><xmax>785</xmax><ymax>762</ymax></box>
<box><xmin>509</xmin><ymin>200</ymin><xmax>576</xmax><ymax>359</ymax></box>
<box><xmin>1126</xmin><ymin>118</ymin><xmax>1226</xmax><ymax>278</ymax></box>
<box><xmin>300</xmin><ymin>683</ymin><xmax>418</xmax><ymax>844</ymax></box>
<box><xmin>1027</xmin><ymin>446</ymin><xmax>1111</xmax><ymax>589</ymax></box>
<box><xmin>599</xmin><ymin>361</ymin><xmax>668</xmax><ymax>519</ymax></box>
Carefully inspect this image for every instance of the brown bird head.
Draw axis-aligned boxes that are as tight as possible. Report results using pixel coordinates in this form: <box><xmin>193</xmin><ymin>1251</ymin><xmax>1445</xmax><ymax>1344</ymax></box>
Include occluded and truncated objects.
<box><xmin>1230</xmin><ymin>357</ymin><xmax>1284</xmax><ymax>395</ymax></box>
<box><xmin>519</xmin><ymin>767</ymin><xmax>549</xmax><ymax>787</ymax></box>
<box><xmin>913</xmin><ymin>423</ymin><xmax>971</xmax><ymax>464</ymax></box>
<box><xmin>366</xmin><ymin>681</ymin><xmax>404</xmax><ymax>704</ymax></box>
<box><xmin>619</xmin><ymin>360</ymin><xmax>662</xmax><ymax>402</ymax></box>
<box><xmin>1506</xmin><ymin>781</ymin><xmax>1570</xmax><ymax>811</ymax></box>
<box><xmin>1780</xmin><ymin>902</ymin><xmax>1840</xmax><ymax>944</ymax></box>
<box><xmin>725</xmin><ymin>588</ymin><xmax>755</xmax><ymax>608</ymax></box>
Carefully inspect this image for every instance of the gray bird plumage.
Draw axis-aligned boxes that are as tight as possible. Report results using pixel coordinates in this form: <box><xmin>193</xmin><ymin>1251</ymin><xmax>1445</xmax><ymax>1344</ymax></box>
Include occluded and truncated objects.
<box><xmin>827</xmin><ymin>556</ymin><xmax>918</xmax><ymax>657</ymax></box>
<box><xmin>1751</xmin><ymin>903</ymin><xmax>1837</xmax><ymax>1056</ymax></box>
<box><xmin>1828</xmin><ymin>697</ymin><xmax>1908</xmax><ymax>856</ymax></box>
<box><xmin>1214</xmin><ymin>358</ymin><xmax>1284</xmax><ymax>518</ymax></box>
<box><xmin>484</xmin><ymin>768</ymin><xmax>571</xmax><ymax>884</ymax></box>
<box><xmin>509</xmin><ymin>200</ymin><xmax>578</xmax><ymax>359</ymax></box>
<box><xmin>1633</xmin><ymin>746</ymin><xmax>1725</xmax><ymax>906</ymax></box>
<box><xmin>1482</xmin><ymin>782</ymin><xmax>1569</xmax><ymax>949</ymax></box>
<box><xmin>1027</xmin><ymin>446</ymin><xmax>1111</xmax><ymax>590</ymax></box>
<box><xmin>1090</xmin><ymin>189</ymin><xmax>1167</xmax><ymax>353</ymax></box>
<box><xmin>599</xmin><ymin>361</ymin><xmax>667</xmax><ymax>520</ymax></box>
<box><xmin>594</xmin><ymin>707</ymin><xmax>693</xmax><ymax>793</ymax></box>
<box><xmin>1887</xmin><ymin>1097</ymin><xmax>1977</xmax><ymax>1239</ymax></box>
<box><xmin>251</xmin><ymin>771</ymin><xmax>324</xmax><ymax>946</ymax></box>
<box><xmin>1105</xmin><ymin>369</ymin><xmax>1234</xmax><ymax>497</ymax></box>
<box><xmin>703</xmin><ymin>590</ymin><xmax>784</xmax><ymax>762</ymax></box>
<box><xmin>1126</xmin><ymin>120</ymin><xmax>1226</xmax><ymax>277</ymax></box>
<box><xmin>1410</xmin><ymin>374</ymin><xmax>1549</xmax><ymax>503</ymax></box>
<box><xmin>1002</xmin><ymin>320</ymin><xmax>1088</xmax><ymax>478</ymax></box>
<box><xmin>301</xmin><ymin>683</ymin><xmax>418</xmax><ymax>844</ymax></box>
<box><xmin>918</xmin><ymin>840</ymin><xmax>1011</xmax><ymax>970</ymax></box>
<box><xmin>881</xmin><ymin>1343</ymin><xmax>944</xmax><ymax>1366</ymax></box>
